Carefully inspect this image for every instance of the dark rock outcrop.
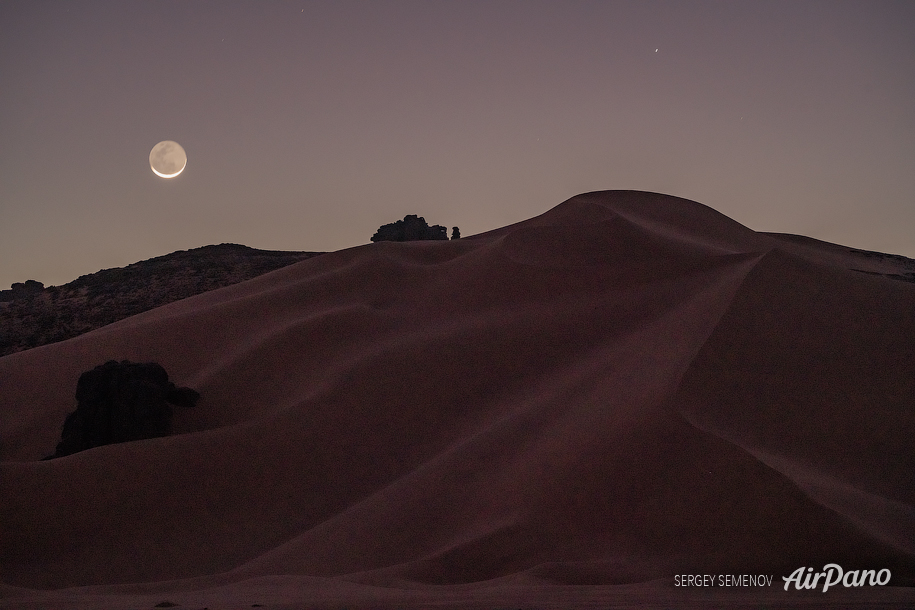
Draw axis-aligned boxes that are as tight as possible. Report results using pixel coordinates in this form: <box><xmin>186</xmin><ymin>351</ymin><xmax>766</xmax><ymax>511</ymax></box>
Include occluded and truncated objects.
<box><xmin>0</xmin><ymin>244</ymin><xmax>322</xmax><ymax>357</ymax></box>
<box><xmin>45</xmin><ymin>360</ymin><xmax>200</xmax><ymax>459</ymax></box>
<box><xmin>0</xmin><ymin>280</ymin><xmax>44</xmax><ymax>302</ymax></box>
<box><xmin>371</xmin><ymin>215</ymin><xmax>449</xmax><ymax>242</ymax></box>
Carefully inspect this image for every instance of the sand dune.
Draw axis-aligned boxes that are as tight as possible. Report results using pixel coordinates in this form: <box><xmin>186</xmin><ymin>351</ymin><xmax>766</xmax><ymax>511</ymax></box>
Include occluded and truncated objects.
<box><xmin>2</xmin><ymin>191</ymin><xmax>913</xmax><ymax>608</ymax></box>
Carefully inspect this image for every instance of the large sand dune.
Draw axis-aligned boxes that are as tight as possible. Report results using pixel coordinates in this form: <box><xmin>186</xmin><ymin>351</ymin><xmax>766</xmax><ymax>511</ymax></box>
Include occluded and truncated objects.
<box><xmin>2</xmin><ymin>191</ymin><xmax>913</xmax><ymax>608</ymax></box>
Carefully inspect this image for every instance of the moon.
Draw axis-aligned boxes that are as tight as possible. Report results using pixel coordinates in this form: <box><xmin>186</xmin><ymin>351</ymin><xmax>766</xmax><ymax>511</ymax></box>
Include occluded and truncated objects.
<box><xmin>149</xmin><ymin>140</ymin><xmax>187</xmax><ymax>178</ymax></box>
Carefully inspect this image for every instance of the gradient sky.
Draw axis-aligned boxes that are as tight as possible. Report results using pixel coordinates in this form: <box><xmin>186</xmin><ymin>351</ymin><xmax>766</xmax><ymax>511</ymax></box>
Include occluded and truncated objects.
<box><xmin>2</xmin><ymin>1</ymin><xmax>913</xmax><ymax>289</ymax></box>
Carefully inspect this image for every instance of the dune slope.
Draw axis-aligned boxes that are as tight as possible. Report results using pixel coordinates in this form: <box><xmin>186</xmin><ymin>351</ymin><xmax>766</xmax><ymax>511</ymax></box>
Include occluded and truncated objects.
<box><xmin>1</xmin><ymin>191</ymin><xmax>912</xmax><ymax>606</ymax></box>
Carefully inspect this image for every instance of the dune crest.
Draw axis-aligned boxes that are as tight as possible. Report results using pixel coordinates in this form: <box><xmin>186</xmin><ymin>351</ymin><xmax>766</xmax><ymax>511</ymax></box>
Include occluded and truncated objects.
<box><xmin>1</xmin><ymin>191</ymin><xmax>912</xmax><ymax>607</ymax></box>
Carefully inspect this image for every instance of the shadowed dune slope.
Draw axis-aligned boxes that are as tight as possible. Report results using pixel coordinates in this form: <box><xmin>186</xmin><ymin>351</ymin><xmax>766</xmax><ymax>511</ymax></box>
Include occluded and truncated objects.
<box><xmin>1</xmin><ymin>191</ymin><xmax>913</xmax><ymax>596</ymax></box>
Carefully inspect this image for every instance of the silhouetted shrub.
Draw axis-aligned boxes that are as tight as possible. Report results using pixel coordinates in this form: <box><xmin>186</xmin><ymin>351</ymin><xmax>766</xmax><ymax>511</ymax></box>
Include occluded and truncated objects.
<box><xmin>45</xmin><ymin>360</ymin><xmax>199</xmax><ymax>459</ymax></box>
<box><xmin>451</xmin><ymin>227</ymin><xmax>461</xmax><ymax>240</ymax></box>
<box><xmin>371</xmin><ymin>215</ymin><xmax>449</xmax><ymax>242</ymax></box>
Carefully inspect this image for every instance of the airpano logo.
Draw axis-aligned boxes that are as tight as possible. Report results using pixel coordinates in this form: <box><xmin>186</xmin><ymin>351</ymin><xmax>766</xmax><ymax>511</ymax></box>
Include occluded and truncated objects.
<box><xmin>782</xmin><ymin>564</ymin><xmax>891</xmax><ymax>592</ymax></box>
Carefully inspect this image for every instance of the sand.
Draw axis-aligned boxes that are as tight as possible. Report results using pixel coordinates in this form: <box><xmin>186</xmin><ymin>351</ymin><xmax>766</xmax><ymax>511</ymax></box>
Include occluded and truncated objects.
<box><xmin>2</xmin><ymin>190</ymin><xmax>912</xmax><ymax>608</ymax></box>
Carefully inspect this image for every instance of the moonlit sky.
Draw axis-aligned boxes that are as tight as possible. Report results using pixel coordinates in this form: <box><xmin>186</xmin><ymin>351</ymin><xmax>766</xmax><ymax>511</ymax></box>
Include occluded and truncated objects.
<box><xmin>2</xmin><ymin>1</ymin><xmax>913</xmax><ymax>289</ymax></box>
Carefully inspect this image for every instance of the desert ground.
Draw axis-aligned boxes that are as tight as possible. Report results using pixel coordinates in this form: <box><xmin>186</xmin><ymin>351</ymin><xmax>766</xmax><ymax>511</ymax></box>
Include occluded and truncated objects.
<box><xmin>2</xmin><ymin>191</ymin><xmax>913</xmax><ymax>609</ymax></box>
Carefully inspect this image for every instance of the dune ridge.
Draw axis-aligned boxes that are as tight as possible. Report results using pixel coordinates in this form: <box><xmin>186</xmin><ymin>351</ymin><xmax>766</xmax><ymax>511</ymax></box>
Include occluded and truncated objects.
<box><xmin>1</xmin><ymin>190</ymin><xmax>912</xmax><ymax>608</ymax></box>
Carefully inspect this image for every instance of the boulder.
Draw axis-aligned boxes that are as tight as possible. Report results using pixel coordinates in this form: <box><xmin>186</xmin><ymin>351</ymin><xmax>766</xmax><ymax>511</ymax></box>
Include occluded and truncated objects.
<box><xmin>371</xmin><ymin>215</ymin><xmax>448</xmax><ymax>242</ymax></box>
<box><xmin>45</xmin><ymin>360</ymin><xmax>199</xmax><ymax>459</ymax></box>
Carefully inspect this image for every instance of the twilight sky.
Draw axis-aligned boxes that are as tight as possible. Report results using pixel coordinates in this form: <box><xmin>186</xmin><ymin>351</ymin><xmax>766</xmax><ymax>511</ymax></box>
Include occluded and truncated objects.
<box><xmin>1</xmin><ymin>1</ymin><xmax>913</xmax><ymax>289</ymax></box>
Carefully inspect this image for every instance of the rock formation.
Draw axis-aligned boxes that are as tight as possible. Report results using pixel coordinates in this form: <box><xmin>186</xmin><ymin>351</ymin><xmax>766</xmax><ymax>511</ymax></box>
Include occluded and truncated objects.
<box><xmin>45</xmin><ymin>360</ymin><xmax>200</xmax><ymax>459</ymax></box>
<box><xmin>370</xmin><ymin>215</ymin><xmax>449</xmax><ymax>242</ymax></box>
<box><xmin>0</xmin><ymin>280</ymin><xmax>44</xmax><ymax>302</ymax></box>
<box><xmin>0</xmin><ymin>244</ymin><xmax>322</xmax><ymax>357</ymax></box>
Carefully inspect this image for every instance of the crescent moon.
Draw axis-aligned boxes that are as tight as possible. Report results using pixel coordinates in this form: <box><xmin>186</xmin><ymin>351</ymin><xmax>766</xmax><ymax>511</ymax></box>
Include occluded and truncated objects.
<box><xmin>149</xmin><ymin>140</ymin><xmax>187</xmax><ymax>178</ymax></box>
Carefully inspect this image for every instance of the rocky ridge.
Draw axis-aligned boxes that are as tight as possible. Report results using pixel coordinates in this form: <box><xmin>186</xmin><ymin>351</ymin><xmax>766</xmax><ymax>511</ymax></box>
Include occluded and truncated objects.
<box><xmin>0</xmin><ymin>244</ymin><xmax>322</xmax><ymax>357</ymax></box>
